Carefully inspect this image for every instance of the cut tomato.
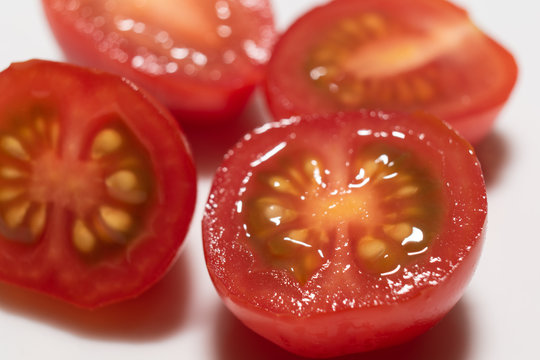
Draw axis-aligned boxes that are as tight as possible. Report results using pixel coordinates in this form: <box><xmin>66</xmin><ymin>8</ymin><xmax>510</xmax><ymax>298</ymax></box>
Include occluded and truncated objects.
<box><xmin>265</xmin><ymin>0</ymin><xmax>517</xmax><ymax>143</ymax></box>
<box><xmin>42</xmin><ymin>0</ymin><xmax>276</xmax><ymax>123</ymax></box>
<box><xmin>0</xmin><ymin>59</ymin><xmax>196</xmax><ymax>308</ymax></box>
<box><xmin>203</xmin><ymin>111</ymin><xmax>486</xmax><ymax>357</ymax></box>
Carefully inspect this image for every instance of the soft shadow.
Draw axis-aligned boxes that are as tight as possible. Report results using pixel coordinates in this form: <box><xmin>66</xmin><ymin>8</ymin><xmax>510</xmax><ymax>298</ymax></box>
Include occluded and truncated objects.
<box><xmin>0</xmin><ymin>246</ymin><xmax>193</xmax><ymax>342</ymax></box>
<box><xmin>216</xmin><ymin>299</ymin><xmax>470</xmax><ymax>360</ymax></box>
<box><xmin>474</xmin><ymin>131</ymin><xmax>510</xmax><ymax>188</ymax></box>
<box><xmin>182</xmin><ymin>92</ymin><xmax>272</xmax><ymax>177</ymax></box>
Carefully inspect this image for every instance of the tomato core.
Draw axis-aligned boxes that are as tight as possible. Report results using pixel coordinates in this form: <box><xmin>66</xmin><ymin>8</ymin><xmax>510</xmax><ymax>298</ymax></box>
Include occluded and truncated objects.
<box><xmin>242</xmin><ymin>140</ymin><xmax>443</xmax><ymax>282</ymax></box>
<box><xmin>0</xmin><ymin>105</ymin><xmax>155</xmax><ymax>258</ymax></box>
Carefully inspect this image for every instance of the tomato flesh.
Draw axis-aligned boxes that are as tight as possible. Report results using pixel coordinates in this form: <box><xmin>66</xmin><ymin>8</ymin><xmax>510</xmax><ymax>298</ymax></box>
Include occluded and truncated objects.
<box><xmin>203</xmin><ymin>111</ymin><xmax>486</xmax><ymax>357</ymax></box>
<box><xmin>42</xmin><ymin>0</ymin><xmax>276</xmax><ymax>123</ymax></box>
<box><xmin>265</xmin><ymin>0</ymin><xmax>517</xmax><ymax>143</ymax></box>
<box><xmin>0</xmin><ymin>60</ymin><xmax>196</xmax><ymax>308</ymax></box>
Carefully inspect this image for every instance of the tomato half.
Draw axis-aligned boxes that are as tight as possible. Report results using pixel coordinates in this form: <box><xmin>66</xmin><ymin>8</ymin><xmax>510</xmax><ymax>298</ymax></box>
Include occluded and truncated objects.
<box><xmin>42</xmin><ymin>0</ymin><xmax>276</xmax><ymax>123</ymax></box>
<box><xmin>264</xmin><ymin>0</ymin><xmax>517</xmax><ymax>143</ymax></box>
<box><xmin>0</xmin><ymin>59</ymin><xmax>196</xmax><ymax>309</ymax></box>
<box><xmin>203</xmin><ymin>111</ymin><xmax>486</xmax><ymax>357</ymax></box>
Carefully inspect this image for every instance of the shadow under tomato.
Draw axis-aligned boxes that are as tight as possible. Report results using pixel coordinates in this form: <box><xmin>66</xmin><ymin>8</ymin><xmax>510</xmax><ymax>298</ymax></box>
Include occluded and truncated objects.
<box><xmin>215</xmin><ymin>298</ymin><xmax>471</xmax><ymax>360</ymax></box>
<box><xmin>182</xmin><ymin>91</ymin><xmax>272</xmax><ymax>177</ymax></box>
<box><xmin>0</xmin><ymin>243</ymin><xmax>193</xmax><ymax>342</ymax></box>
<box><xmin>474</xmin><ymin>131</ymin><xmax>510</xmax><ymax>188</ymax></box>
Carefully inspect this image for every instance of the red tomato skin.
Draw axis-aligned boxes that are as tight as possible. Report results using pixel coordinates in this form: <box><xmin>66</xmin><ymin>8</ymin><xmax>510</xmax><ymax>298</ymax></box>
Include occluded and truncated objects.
<box><xmin>203</xmin><ymin>111</ymin><xmax>487</xmax><ymax>357</ymax></box>
<box><xmin>264</xmin><ymin>0</ymin><xmax>518</xmax><ymax>144</ymax></box>
<box><xmin>222</xmin><ymin>237</ymin><xmax>482</xmax><ymax>357</ymax></box>
<box><xmin>0</xmin><ymin>60</ymin><xmax>197</xmax><ymax>309</ymax></box>
<box><xmin>42</xmin><ymin>0</ymin><xmax>276</xmax><ymax>124</ymax></box>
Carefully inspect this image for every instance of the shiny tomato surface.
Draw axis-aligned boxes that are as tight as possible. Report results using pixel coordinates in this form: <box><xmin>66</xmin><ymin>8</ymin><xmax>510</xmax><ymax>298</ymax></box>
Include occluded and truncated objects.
<box><xmin>0</xmin><ymin>59</ymin><xmax>196</xmax><ymax>308</ymax></box>
<box><xmin>265</xmin><ymin>0</ymin><xmax>517</xmax><ymax>143</ymax></box>
<box><xmin>42</xmin><ymin>0</ymin><xmax>276</xmax><ymax>123</ymax></box>
<box><xmin>203</xmin><ymin>111</ymin><xmax>486</xmax><ymax>357</ymax></box>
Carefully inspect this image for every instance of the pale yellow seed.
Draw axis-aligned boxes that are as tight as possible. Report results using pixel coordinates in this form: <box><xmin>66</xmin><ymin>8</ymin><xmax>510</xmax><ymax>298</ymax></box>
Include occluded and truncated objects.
<box><xmin>395</xmin><ymin>185</ymin><xmax>419</xmax><ymax>198</ymax></box>
<box><xmin>107</xmin><ymin>170</ymin><xmax>137</xmax><ymax>191</ymax></box>
<box><xmin>105</xmin><ymin>170</ymin><xmax>147</xmax><ymax>204</ymax></box>
<box><xmin>4</xmin><ymin>201</ymin><xmax>30</xmax><ymax>228</ymax></box>
<box><xmin>383</xmin><ymin>222</ymin><xmax>413</xmax><ymax>241</ymax></box>
<box><xmin>357</xmin><ymin>236</ymin><xmax>387</xmax><ymax>260</ymax></box>
<box><xmin>286</xmin><ymin>229</ymin><xmax>309</xmax><ymax>244</ymax></box>
<box><xmin>0</xmin><ymin>167</ymin><xmax>25</xmax><ymax>179</ymax></box>
<box><xmin>304</xmin><ymin>158</ymin><xmax>324</xmax><ymax>184</ymax></box>
<box><xmin>262</xmin><ymin>202</ymin><xmax>297</xmax><ymax>224</ymax></box>
<box><xmin>100</xmin><ymin>206</ymin><xmax>132</xmax><ymax>232</ymax></box>
<box><xmin>91</xmin><ymin>129</ymin><xmax>123</xmax><ymax>159</ymax></box>
<box><xmin>0</xmin><ymin>187</ymin><xmax>24</xmax><ymax>202</ymax></box>
<box><xmin>268</xmin><ymin>175</ymin><xmax>298</xmax><ymax>195</ymax></box>
<box><xmin>30</xmin><ymin>203</ymin><xmax>47</xmax><ymax>236</ymax></box>
<box><xmin>73</xmin><ymin>220</ymin><xmax>96</xmax><ymax>253</ymax></box>
<box><xmin>362</xmin><ymin>161</ymin><xmax>379</xmax><ymax>178</ymax></box>
<box><xmin>1</xmin><ymin>136</ymin><xmax>29</xmax><ymax>161</ymax></box>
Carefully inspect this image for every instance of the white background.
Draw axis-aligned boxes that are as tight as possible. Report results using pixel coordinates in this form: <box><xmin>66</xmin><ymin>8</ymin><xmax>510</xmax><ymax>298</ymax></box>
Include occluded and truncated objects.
<box><xmin>0</xmin><ymin>1</ymin><xmax>538</xmax><ymax>359</ymax></box>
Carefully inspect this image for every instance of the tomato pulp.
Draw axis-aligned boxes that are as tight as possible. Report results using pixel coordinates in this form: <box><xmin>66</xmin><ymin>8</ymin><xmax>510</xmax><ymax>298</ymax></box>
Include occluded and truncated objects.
<box><xmin>203</xmin><ymin>111</ymin><xmax>486</xmax><ymax>357</ymax></box>
<box><xmin>42</xmin><ymin>0</ymin><xmax>276</xmax><ymax>123</ymax></box>
<box><xmin>0</xmin><ymin>60</ymin><xmax>196</xmax><ymax>308</ymax></box>
<box><xmin>265</xmin><ymin>0</ymin><xmax>517</xmax><ymax>143</ymax></box>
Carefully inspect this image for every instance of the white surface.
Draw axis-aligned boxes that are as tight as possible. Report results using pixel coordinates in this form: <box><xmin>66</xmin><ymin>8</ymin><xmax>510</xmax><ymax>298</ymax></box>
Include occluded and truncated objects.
<box><xmin>0</xmin><ymin>1</ymin><xmax>538</xmax><ymax>359</ymax></box>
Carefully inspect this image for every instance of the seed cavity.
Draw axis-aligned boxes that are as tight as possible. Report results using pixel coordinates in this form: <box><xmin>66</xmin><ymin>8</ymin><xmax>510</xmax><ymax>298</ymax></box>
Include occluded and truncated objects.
<box><xmin>1</xmin><ymin>136</ymin><xmax>30</xmax><ymax>161</ymax></box>
<box><xmin>92</xmin><ymin>129</ymin><xmax>123</xmax><ymax>159</ymax></box>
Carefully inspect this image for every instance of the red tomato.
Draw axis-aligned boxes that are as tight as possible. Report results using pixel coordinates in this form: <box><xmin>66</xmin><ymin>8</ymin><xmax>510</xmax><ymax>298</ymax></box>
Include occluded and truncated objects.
<box><xmin>265</xmin><ymin>0</ymin><xmax>517</xmax><ymax>143</ymax></box>
<box><xmin>203</xmin><ymin>111</ymin><xmax>486</xmax><ymax>357</ymax></box>
<box><xmin>0</xmin><ymin>59</ymin><xmax>196</xmax><ymax>309</ymax></box>
<box><xmin>42</xmin><ymin>0</ymin><xmax>276</xmax><ymax>123</ymax></box>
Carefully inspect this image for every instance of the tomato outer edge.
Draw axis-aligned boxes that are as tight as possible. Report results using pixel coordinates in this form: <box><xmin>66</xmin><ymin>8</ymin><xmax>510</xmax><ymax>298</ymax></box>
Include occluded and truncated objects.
<box><xmin>0</xmin><ymin>59</ymin><xmax>197</xmax><ymax>309</ymax></box>
<box><xmin>41</xmin><ymin>0</ymin><xmax>276</xmax><ymax>124</ymax></box>
<box><xmin>263</xmin><ymin>0</ymin><xmax>518</xmax><ymax>144</ymax></box>
<box><xmin>202</xmin><ymin>111</ymin><xmax>487</xmax><ymax>357</ymax></box>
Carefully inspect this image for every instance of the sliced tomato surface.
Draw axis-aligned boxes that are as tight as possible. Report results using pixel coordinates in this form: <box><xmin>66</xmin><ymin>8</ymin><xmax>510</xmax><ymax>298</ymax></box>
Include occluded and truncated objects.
<box><xmin>42</xmin><ymin>0</ymin><xmax>276</xmax><ymax>123</ymax></box>
<box><xmin>265</xmin><ymin>0</ymin><xmax>517</xmax><ymax>143</ymax></box>
<box><xmin>203</xmin><ymin>111</ymin><xmax>486</xmax><ymax>357</ymax></box>
<box><xmin>0</xmin><ymin>59</ymin><xmax>196</xmax><ymax>308</ymax></box>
